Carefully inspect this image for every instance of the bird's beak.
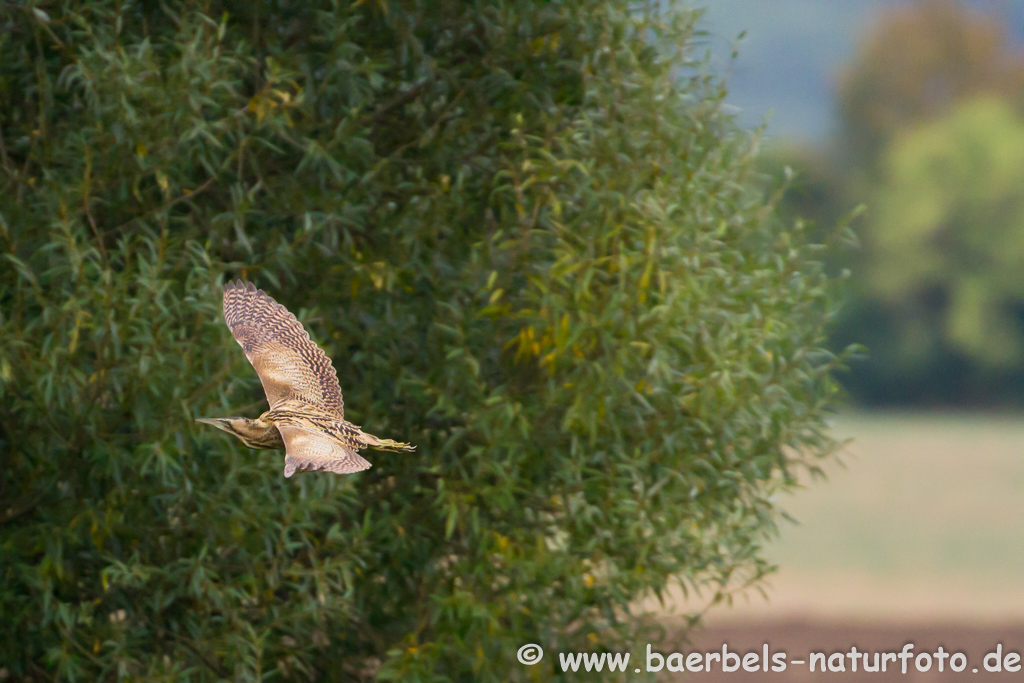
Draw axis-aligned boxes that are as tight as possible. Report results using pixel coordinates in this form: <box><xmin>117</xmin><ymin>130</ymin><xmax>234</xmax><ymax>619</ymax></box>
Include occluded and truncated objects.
<box><xmin>195</xmin><ymin>417</ymin><xmax>235</xmax><ymax>434</ymax></box>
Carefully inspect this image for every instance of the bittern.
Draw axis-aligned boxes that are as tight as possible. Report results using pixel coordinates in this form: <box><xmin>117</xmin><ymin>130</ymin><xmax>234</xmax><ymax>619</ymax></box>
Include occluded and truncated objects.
<box><xmin>197</xmin><ymin>280</ymin><xmax>414</xmax><ymax>477</ymax></box>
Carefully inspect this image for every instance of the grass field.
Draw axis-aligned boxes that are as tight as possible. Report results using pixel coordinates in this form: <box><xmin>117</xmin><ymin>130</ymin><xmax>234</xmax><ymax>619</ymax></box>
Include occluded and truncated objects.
<box><xmin>652</xmin><ymin>412</ymin><xmax>1024</xmax><ymax>681</ymax></box>
<box><xmin>648</xmin><ymin>411</ymin><xmax>1024</xmax><ymax>622</ymax></box>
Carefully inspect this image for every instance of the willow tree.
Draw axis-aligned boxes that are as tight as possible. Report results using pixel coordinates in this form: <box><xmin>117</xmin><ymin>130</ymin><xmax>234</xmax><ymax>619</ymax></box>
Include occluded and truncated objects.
<box><xmin>0</xmin><ymin>1</ymin><xmax>847</xmax><ymax>680</ymax></box>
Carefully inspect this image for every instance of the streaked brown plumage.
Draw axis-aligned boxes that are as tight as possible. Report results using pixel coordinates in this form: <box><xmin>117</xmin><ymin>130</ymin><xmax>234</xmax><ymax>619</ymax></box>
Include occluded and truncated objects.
<box><xmin>196</xmin><ymin>280</ymin><xmax>414</xmax><ymax>477</ymax></box>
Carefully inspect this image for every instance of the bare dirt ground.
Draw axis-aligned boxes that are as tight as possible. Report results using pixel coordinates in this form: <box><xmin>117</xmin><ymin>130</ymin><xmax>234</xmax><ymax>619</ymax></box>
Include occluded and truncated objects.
<box><xmin>675</xmin><ymin>619</ymin><xmax>1024</xmax><ymax>682</ymax></box>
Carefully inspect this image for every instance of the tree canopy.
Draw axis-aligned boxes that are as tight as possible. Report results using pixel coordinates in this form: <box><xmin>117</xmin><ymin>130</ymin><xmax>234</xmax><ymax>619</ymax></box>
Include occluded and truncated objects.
<box><xmin>868</xmin><ymin>97</ymin><xmax>1024</xmax><ymax>368</ymax></box>
<box><xmin>0</xmin><ymin>1</ymin><xmax>847</xmax><ymax>680</ymax></box>
<box><xmin>836</xmin><ymin>0</ymin><xmax>1024</xmax><ymax>170</ymax></box>
<box><xmin>766</xmin><ymin>0</ymin><xmax>1024</xmax><ymax>406</ymax></box>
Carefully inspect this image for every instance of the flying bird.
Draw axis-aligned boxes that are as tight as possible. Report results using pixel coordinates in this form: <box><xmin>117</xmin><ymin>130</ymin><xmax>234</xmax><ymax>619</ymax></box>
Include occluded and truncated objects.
<box><xmin>196</xmin><ymin>280</ymin><xmax>414</xmax><ymax>477</ymax></box>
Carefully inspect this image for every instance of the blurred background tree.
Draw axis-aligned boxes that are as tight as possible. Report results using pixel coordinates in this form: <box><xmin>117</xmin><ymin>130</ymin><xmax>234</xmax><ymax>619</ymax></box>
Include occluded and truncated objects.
<box><xmin>835</xmin><ymin>0</ymin><xmax>1024</xmax><ymax>172</ymax></box>
<box><xmin>0</xmin><ymin>1</ymin><xmax>848</xmax><ymax>681</ymax></box>
<box><xmin>763</xmin><ymin>0</ymin><xmax>1024</xmax><ymax>406</ymax></box>
<box><xmin>866</xmin><ymin>98</ymin><xmax>1024</xmax><ymax>368</ymax></box>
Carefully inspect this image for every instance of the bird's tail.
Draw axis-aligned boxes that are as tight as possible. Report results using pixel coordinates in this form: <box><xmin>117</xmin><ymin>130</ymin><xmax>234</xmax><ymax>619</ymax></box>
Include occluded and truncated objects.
<box><xmin>367</xmin><ymin>435</ymin><xmax>416</xmax><ymax>453</ymax></box>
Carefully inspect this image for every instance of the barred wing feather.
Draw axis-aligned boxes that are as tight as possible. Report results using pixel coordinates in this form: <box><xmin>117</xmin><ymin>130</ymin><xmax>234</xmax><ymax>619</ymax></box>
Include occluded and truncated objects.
<box><xmin>222</xmin><ymin>280</ymin><xmax>345</xmax><ymax>418</ymax></box>
<box><xmin>277</xmin><ymin>424</ymin><xmax>371</xmax><ymax>477</ymax></box>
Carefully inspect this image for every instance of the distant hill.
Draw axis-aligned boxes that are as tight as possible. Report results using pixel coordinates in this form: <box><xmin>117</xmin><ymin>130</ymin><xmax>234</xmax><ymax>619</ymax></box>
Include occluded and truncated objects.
<box><xmin>697</xmin><ymin>0</ymin><xmax>1024</xmax><ymax>143</ymax></box>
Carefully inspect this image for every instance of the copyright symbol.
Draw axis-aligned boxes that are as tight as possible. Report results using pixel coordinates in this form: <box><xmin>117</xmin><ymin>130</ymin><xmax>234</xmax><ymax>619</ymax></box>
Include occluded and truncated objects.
<box><xmin>517</xmin><ymin>643</ymin><xmax>544</xmax><ymax>665</ymax></box>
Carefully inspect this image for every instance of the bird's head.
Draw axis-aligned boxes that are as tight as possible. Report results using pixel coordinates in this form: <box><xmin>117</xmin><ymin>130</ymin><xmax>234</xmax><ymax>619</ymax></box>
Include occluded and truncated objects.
<box><xmin>196</xmin><ymin>416</ymin><xmax>249</xmax><ymax>442</ymax></box>
<box><xmin>196</xmin><ymin>416</ymin><xmax>276</xmax><ymax>449</ymax></box>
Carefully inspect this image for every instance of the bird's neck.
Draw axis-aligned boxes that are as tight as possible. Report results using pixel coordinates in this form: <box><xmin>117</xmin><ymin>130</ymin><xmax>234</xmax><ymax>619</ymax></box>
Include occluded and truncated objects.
<box><xmin>237</xmin><ymin>417</ymin><xmax>283</xmax><ymax>449</ymax></box>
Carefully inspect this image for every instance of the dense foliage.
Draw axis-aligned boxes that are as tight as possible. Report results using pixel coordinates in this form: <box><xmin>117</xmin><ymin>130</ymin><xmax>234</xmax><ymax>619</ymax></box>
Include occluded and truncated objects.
<box><xmin>0</xmin><ymin>1</ymin><xmax>846</xmax><ymax>680</ymax></box>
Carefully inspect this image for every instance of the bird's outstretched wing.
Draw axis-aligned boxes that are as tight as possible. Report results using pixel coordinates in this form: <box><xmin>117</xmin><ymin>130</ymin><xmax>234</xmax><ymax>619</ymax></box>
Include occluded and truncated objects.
<box><xmin>222</xmin><ymin>280</ymin><xmax>345</xmax><ymax>417</ymax></box>
<box><xmin>278</xmin><ymin>424</ymin><xmax>371</xmax><ymax>477</ymax></box>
